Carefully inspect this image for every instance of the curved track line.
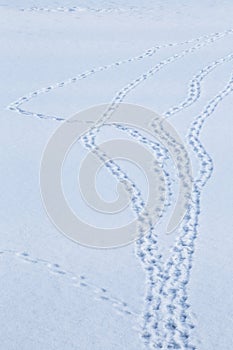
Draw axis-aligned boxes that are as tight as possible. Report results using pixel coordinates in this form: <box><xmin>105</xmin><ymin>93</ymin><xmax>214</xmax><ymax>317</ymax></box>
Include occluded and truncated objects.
<box><xmin>7</xmin><ymin>30</ymin><xmax>232</xmax><ymax>121</ymax></box>
<box><xmin>19</xmin><ymin>6</ymin><xmax>140</xmax><ymax>15</ymax></box>
<box><xmin>78</xmin><ymin>32</ymin><xmax>233</xmax><ymax>348</ymax></box>
<box><xmin>161</xmin><ymin>73</ymin><xmax>233</xmax><ymax>349</ymax></box>
<box><xmin>0</xmin><ymin>248</ymin><xmax>138</xmax><ymax>318</ymax></box>
<box><xmin>136</xmin><ymin>51</ymin><xmax>233</xmax><ymax>348</ymax></box>
<box><xmin>148</xmin><ymin>67</ymin><xmax>233</xmax><ymax>349</ymax></box>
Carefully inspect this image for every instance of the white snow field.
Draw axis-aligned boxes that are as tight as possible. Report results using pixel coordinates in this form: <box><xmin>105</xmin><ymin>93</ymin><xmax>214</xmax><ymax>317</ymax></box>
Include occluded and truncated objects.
<box><xmin>1</xmin><ymin>1</ymin><xmax>233</xmax><ymax>349</ymax></box>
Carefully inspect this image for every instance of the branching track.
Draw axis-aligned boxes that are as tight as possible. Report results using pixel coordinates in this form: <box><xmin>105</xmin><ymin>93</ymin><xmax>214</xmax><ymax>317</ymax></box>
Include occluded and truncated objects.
<box><xmin>5</xmin><ymin>24</ymin><xmax>233</xmax><ymax>349</ymax></box>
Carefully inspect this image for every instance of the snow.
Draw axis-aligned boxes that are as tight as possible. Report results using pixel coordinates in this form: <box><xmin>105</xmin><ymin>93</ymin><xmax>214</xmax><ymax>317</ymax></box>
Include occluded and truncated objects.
<box><xmin>1</xmin><ymin>1</ymin><xmax>233</xmax><ymax>349</ymax></box>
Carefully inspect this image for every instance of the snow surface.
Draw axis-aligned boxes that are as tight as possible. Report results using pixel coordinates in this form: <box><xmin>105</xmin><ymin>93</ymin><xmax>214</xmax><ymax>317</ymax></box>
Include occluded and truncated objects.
<box><xmin>1</xmin><ymin>1</ymin><xmax>233</xmax><ymax>349</ymax></box>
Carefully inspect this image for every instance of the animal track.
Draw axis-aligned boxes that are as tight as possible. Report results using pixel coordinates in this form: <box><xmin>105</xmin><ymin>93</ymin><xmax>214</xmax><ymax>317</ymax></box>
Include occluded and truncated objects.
<box><xmin>77</xmin><ymin>32</ymin><xmax>233</xmax><ymax>348</ymax></box>
<box><xmin>7</xmin><ymin>30</ymin><xmax>232</xmax><ymax>121</ymax></box>
<box><xmin>6</xmin><ymin>25</ymin><xmax>233</xmax><ymax>349</ymax></box>
<box><xmin>145</xmin><ymin>62</ymin><xmax>233</xmax><ymax>349</ymax></box>
<box><xmin>0</xmin><ymin>249</ymin><xmax>137</xmax><ymax>318</ymax></box>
